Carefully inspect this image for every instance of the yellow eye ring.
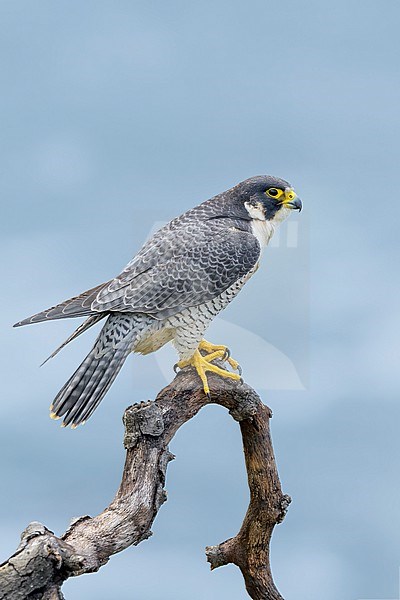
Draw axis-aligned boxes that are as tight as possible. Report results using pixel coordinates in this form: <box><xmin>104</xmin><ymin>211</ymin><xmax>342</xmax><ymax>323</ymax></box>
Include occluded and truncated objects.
<box><xmin>266</xmin><ymin>187</ymin><xmax>284</xmax><ymax>199</ymax></box>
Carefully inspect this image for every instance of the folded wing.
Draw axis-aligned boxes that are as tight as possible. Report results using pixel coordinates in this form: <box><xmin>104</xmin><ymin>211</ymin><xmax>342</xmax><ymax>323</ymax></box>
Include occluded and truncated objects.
<box><xmin>14</xmin><ymin>218</ymin><xmax>260</xmax><ymax>326</ymax></box>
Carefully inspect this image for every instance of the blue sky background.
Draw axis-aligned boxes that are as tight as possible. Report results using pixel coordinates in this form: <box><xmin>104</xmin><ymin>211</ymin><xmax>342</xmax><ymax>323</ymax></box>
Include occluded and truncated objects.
<box><xmin>1</xmin><ymin>1</ymin><xmax>400</xmax><ymax>599</ymax></box>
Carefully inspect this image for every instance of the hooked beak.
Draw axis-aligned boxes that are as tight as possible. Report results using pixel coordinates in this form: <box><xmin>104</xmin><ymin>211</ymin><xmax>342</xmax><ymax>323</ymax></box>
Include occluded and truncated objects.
<box><xmin>286</xmin><ymin>197</ymin><xmax>302</xmax><ymax>211</ymax></box>
<box><xmin>283</xmin><ymin>188</ymin><xmax>302</xmax><ymax>211</ymax></box>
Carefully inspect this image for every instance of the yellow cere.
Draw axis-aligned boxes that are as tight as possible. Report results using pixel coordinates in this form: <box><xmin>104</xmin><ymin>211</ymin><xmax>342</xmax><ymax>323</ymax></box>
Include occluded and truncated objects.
<box><xmin>283</xmin><ymin>188</ymin><xmax>297</xmax><ymax>205</ymax></box>
<box><xmin>266</xmin><ymin>187</ymin><xmax>298</xmax><ymax>204</ymax></box>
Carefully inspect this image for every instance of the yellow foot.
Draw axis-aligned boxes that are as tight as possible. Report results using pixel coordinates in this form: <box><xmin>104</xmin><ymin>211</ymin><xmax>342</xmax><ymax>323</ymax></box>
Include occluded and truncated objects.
<box><xmin>175</xmin><ymin>347</ymin><xmax>242</xmax><ymax>397</ymax></box>
<box><xmin>198</xmin><ymin>339</ymin><xmax>242</xmax><ymax>374</ymax></box>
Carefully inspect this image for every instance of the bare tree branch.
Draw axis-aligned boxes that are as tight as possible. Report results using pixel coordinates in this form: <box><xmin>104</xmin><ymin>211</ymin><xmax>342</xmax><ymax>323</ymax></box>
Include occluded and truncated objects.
<box><xmin>0</xmin><ymin>367</ymin><xmax>291</xmax><ymax>600</ymax></box>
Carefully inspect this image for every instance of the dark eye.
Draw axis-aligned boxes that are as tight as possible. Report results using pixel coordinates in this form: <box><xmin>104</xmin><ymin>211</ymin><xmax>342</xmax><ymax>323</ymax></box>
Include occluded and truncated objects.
<box><xmin>266</xmin><ymin>188</ymin><xmax>283</xmax><ymax>199</ymax></box>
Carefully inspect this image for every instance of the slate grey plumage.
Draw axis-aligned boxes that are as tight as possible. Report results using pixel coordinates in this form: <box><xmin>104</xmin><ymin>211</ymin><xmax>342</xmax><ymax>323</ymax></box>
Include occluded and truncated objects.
<box><xmin>50</xmin><ymin>314</ymin><xmax>152</xmax><ymax>427</ymax></box>
<box><xmin>14</xmin><ymin>175</ymin><xmax>302</xmax><ymax>427</ymax></box>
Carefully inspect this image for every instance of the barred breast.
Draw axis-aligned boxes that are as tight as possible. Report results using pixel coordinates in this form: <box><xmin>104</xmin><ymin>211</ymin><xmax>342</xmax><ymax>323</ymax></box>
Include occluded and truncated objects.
<box><xmin>167</xmin><ymin>267</ymin><xmax>258</xmax><ymax>361</ymax></box>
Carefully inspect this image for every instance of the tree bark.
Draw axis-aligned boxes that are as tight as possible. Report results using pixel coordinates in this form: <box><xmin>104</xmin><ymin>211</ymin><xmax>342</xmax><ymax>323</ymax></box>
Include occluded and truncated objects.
<box><xmin>0</xmin><ymin>367</ymin><xmax>291</xmax><ymax>600</ymax></box>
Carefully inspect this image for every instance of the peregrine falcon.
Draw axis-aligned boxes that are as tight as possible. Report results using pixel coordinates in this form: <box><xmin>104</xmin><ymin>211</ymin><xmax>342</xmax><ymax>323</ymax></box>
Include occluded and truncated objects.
<box><xmin>14</xmin><ymin>175</ymin><xmax>302</xmax><ymax>428</ymax></box>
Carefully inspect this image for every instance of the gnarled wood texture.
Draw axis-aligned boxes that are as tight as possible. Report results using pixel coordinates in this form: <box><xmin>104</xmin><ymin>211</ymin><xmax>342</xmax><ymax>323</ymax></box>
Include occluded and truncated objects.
<box><xmin>0</xmin><ymin>367</ymin><xmax>291</xmax><ymax>599</ymax></box>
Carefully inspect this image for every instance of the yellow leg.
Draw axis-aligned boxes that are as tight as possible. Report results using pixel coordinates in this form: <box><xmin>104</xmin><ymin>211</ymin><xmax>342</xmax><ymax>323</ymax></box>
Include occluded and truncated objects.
<box><xmin>176</xmin><ymin>348</ymin><xmax>242</xmax><ymax>397</ymax></box>
<box><xmin>198</xmin><ymin>339</ymin><xmax>242</xmax><ymax>374</ymax></box>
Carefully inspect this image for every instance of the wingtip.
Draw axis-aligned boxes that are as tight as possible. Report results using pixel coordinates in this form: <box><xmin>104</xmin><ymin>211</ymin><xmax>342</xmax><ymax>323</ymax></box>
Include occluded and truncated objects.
<box><xmin>13</xmin><ymin>317</ymin><xmax>33</xmax><ymax>328</ymax></box>
<box><xmin>40</xmin><ymin>355</ymin><xmax>52</xmax><ymax>368</ymax></box>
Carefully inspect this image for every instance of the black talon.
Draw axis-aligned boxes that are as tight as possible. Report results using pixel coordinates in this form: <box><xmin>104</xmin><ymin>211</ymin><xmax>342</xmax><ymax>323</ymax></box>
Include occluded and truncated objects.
<box><xmin>239</xmin><ymin>377</ymin><xmax>244</xmax><ymax>385</ymax></box>
<box><xmin>237</xmin><ymin>364</ymin><xmax>243</xmax><ymax>376</ymax></box>
<box><xmin>173</xmin><ymin>363</ymin><xmax>180</xmax><ymax>374</ymax></box>
<box><xmin>223</xmin><ymin>347</ymin><xmax>231</xmax><ymax>360</ymax></box>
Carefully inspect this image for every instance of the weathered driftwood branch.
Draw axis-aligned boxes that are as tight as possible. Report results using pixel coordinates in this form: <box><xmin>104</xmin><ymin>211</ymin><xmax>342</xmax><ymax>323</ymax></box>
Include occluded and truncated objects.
<box><xmin>0</xmin><ymin>367</ymin><xmax>291</xmax><ymax>600</ymax></box>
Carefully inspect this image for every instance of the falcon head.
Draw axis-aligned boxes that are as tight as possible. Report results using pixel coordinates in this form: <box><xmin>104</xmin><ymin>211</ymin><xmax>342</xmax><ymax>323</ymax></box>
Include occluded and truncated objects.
<box><xmin>234</xmin><ymin>175</ymin><xmax>302</xmax><ymax>223</ymax></box>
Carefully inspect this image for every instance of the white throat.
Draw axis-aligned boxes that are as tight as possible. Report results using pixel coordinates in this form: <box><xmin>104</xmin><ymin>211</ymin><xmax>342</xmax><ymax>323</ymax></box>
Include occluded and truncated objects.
<box><xmin>244</xmin><ymin>202</ymin><xmax>275</xmax><ymax>248</ymax></box>
<box><xmin>244</xmin><ymin>201</ymin><xmax>293</xmax><ymax>248</ymax></box>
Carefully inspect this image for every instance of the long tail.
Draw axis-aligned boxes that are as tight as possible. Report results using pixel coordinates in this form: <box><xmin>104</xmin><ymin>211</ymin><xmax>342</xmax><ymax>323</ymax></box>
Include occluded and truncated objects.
<box><xmin>41</xmin><ymin>314</ymin><xmax>106</xmax><ymax>366</ymax></box>
<box><xmin>50</xmin><ymin>313</ymin><xmax>141</xmax><ymax>428</ymax></box>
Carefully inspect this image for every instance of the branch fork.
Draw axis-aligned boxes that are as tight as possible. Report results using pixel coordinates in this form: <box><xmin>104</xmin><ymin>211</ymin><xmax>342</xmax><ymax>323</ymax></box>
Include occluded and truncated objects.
<box><xmin>0</xmin><ymin>368</ymin><xmax>291</xmax><ymax>600</ymax></box>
